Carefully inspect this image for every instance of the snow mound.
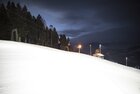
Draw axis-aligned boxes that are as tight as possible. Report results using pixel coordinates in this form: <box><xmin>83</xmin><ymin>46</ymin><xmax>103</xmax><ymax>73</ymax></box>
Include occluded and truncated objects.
<box><xmin>0</xmin><ymin>40</ymin><xmax>140</xmax><ymax>94</ymax></box>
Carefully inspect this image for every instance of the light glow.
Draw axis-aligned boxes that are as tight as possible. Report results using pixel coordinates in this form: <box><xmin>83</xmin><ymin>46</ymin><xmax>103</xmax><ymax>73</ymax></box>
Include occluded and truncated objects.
<box><xmin>77</xmin><ymin>44</ymin><xmax>82</xmax><ymax>49</ymax></box>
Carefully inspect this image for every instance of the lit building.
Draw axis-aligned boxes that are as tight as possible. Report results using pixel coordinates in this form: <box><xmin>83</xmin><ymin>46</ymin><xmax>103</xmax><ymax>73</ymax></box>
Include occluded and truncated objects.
<box><xmin>93</xmin><ymin>48</ymin><xmax>104</xmax><ymax>59</ymax></box>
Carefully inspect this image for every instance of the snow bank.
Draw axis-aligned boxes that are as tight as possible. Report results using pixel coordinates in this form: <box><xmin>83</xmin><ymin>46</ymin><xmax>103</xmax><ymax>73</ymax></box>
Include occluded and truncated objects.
<box><xmin>0</xmin><ymin>40</ymin><xmax>140</xmax><ymax>94</ymax></box>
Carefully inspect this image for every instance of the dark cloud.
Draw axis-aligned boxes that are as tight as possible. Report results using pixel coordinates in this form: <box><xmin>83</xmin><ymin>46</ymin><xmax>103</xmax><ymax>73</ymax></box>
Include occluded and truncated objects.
<box><xmin>31</xmin><ymin>0</ymin><xmax>140</xmax><ymax>23</ymax></box>
<box><xmin>2</xmin><ymin>0</ymin><xmax>139</xmax><ymax>25</ymax></box>
<box><xmin>72</xmin><ymin>25</ymin><xmax>140</xmax><ymax>45</ymax></box>
<box><xmin>1</xmin><ymin>0</ymin><xmax>139</xmax><ymax>42</ymax></box>
<box><xmin>61</xmin><ymin>28</ymin><xmax>91</xmax><ymax>38</ymax></box>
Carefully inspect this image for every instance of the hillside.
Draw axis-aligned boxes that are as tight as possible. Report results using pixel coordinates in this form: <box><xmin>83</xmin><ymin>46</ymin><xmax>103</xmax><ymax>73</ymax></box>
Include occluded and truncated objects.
<box><xmin>0</xmin><ymin>40</ymin><xmax>140</xmax><ymax>94</ymax></box>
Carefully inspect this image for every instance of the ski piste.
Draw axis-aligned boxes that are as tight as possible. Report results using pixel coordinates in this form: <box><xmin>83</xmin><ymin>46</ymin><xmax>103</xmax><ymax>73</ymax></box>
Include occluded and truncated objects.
<box><xmin>0</xmin><ymin>40</ymin><xmax>140</xmax><ymax>94</ymax></box>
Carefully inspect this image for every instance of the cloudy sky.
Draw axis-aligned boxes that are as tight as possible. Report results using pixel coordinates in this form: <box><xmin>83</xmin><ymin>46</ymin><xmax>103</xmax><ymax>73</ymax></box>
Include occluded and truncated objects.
<box><xmin>1</xmin><ymin>0</ymin><xmax>140</xmax><ymax>65</ymax></box>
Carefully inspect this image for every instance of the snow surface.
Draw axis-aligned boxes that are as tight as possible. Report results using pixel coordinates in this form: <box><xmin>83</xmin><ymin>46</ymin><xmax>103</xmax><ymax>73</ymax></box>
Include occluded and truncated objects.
<box><xmin>0</xmin><ymin>40</ymin><xmax>140</xmax><ymax>94</ymax></box>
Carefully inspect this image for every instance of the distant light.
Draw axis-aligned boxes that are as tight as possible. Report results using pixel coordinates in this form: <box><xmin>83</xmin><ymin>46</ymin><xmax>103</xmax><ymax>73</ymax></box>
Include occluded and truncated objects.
<box><xmin>89</xmin><ymin>44</ymin><xmax>91</xmax><ymax>47</ymax></box>
<box><xmin>126</xmin><ymin>57</ymin><xmax>128</xmax><ymax>66</ymax></box>
<box><xmin>77</xmin><ymin>44</ymin><xmax>82</xmax><ymax>53</ymax></box>
<box><xmin>99</xmin><ymin>44</ymin><xmax>102</xmax><ymax>53</ymax></box>
<box><xmin>126</xmin><ymin>57</ymin><xmax>128</xmax><ymax>60</ymax></box>
<box><xmin>99</xmin><ymin>44</ymin><xmax>101</xmax><ymax>49</ymax></box>
<box><xmin>77</xmin><ymin>44</ymin><xmax>82</xmax><ymax>49</ymax></box>
<box><xmin>89</xmin><ymin>44</ymin><xmax>92</xmax><ymax>55</ymax></box>
<box><xmin>68</xmin><ymin>42</ymin><xmax>70</xmax><ymax>46</ymax></box>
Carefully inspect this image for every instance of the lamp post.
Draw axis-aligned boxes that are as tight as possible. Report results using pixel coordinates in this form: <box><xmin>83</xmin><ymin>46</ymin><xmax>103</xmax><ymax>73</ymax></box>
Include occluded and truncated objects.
<box><xmin>89</xmin><ymin>44</ymin><xmax>92</xmax><ymax>55</ymax></box>
<box><xmin>126</xmin><ymin>57</ymin><xmax>128</xmax><ymax>66</ymax></box>
<box><xmin>68</xmin><ymin>42</ymin><xmax>71</xmax><ymax>51</ymax></box>
<box><xmin>77</xmin><ymin>44</ymin><xmax>82</xmax><ymax>53</ymax></box>
<box><xmin>99</xmin><ymin>44</ymin><xmax>101</xmax><ymax>53</ymax></box>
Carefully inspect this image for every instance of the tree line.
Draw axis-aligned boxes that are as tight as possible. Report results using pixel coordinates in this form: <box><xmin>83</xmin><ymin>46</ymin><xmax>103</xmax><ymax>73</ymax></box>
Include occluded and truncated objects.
<box><xmin>0</xmin><ymin>1</ymin><xmax>72</xmax><ymax>51</ymax></box>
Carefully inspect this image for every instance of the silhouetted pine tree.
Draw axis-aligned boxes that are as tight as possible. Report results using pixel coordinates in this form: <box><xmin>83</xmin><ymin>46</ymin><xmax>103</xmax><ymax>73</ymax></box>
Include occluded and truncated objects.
<box><xmin>0</xmin><ymin>1</ymin><xmax>73</xmax><ymax>51</ymax></box>
<box><xmin>0</xmin><ymin>3</ymin><xmax>11</xmax><ymax>40</ymax></box>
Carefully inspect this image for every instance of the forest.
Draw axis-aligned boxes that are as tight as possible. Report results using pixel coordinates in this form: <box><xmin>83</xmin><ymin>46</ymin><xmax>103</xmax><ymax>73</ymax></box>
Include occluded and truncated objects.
<box><xmin>0</xmin><ymin>1</ymin><xmax>72</xmax><ymax>51</ymax></box>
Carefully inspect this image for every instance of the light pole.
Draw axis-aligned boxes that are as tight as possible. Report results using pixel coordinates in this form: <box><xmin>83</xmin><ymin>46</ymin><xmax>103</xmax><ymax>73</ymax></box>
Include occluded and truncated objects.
<box><xmin>89</xmin><ymin>44</ymin><xmax>92</xmax><ymax>55</ymax></box>
<box><xmin>68</xmin><ymin>42</ymin><xmax>71</xmax><ymax>51</ymax></box>
<box><xmin>99</xmin><ymin>44</ymin><xmax>101</xmax><ymax>53</ymax></box>
<box><xmin>126</xmin><ymin>57</ymin><xmax>128</xmax><ymax>66</ymax></box>
<box><xmin>77</xmin><ymin>44</ymin><xmax>82</xmax><ymax>53</ymax></box>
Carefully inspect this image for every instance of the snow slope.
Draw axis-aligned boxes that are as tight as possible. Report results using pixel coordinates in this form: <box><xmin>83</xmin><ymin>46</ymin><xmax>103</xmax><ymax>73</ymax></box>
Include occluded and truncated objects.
<box><xmin>0</xmin><ymin>40</ymin><xmax>140</xmax><ymax>94</ymax></box>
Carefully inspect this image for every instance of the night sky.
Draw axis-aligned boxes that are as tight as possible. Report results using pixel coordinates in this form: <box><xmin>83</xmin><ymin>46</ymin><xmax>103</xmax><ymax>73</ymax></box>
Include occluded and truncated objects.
<box><xmin>1</xmin><ymin>0</ymin><xmax>140</xmax><ymax>67</ymax></box>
